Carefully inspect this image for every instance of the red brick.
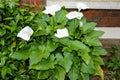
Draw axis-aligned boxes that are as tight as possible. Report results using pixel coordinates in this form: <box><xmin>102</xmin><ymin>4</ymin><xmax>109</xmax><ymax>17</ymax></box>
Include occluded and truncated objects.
<box><xmin>83</xmin><ymin>10</ymin><xmax>113</xmax><ymax>18</ymax></box>
<box><xmin>86</xmin><ymin>17</ymin><xmax>101</xmax><ymax>22</ymax></box>
<box><xmin>101</xmin><ymin>17</ymin><xmax>120</xmax><ymax>23</ymax></box>
<box><xmin>20</xmin><ymin>0</ymin><xmax>41</xmax><ymax>5</ymax></box>
<box><xmin>97</xmin><ymin>23</ymin><xmax>120</xmax><ymax>27</ymax></box>
<box><xmin>19</xmin><ymin>0</ymin><xmax>45</xmax><ymax>11</ymax></box>
<box><xmin>110</xmin><ymin>10</ymin><xmax>120</xmax><ymax>17</ymax></box>
<box><xmin>81</xmin><ymin>9</ymin><xmax>120</xmax><ymax>27</ymax></box>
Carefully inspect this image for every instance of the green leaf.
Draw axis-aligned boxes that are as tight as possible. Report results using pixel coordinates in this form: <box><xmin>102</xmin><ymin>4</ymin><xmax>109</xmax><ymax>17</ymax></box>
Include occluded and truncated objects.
<box><xmin>34</xmin><ymin>30</ymin><xmax>48</xmax><ymax>36</ymax></box>
<box><xmin>55</xmin><ymin>66</ymin><xmax>66</xmax><ymax>80</ymax></box>
<box><xmin>8</xmin><ymin>43</ymin><xmax>16</xmax><ymax>51</ymax></box>
<box><xmin>14</xmin><ymin>77</ymin><xmax>22</xmax><ymax>80</ymax></box>
<box><xmin>92</xmin><ymin>47</ymin><xmax>107</xmax><ymax>56</ymax></box>
<box><xmin>81</xmin><ymin>17</ymin><xmax>87</xmax><ymax>24</ymax></box>
<box><xmin>0</xmin><ymin>29</ymin><xmax>6</xmax><ymax>36</ymax></box>
<box><xmin>80</xmin><ymin>73</ymin><xmax>89</xmax><ymax>80</ymax></box>
<box><xmin>8</xmin><ymin>1</ymin><xmax>16</xmax><ymax>9</ymax></box>
<box><xmin>30</xmin><ymin>41</ymin><xmax>57</xmax><ymax>65</ymax></box>
<box><xmin>42</xmin><ymin>14</ymin><xmax>51</xmax><ymax>22</ymax></box>
<box><xmin>4</xmin><ymin>17</ymin><xmax>13</xmax><ymax>20</ymax></box>
<box><xmin>11</xmin><ymin>25</ymin><xmax>17</xmax><ymax>32</ymax></box>
<box><xmin>11</xmin><ymin>48</ymin><xmax>30</xmax><ymax>60</ymax></box>
<box><xmin>18</xmin><ymin>70</ymin><xmax>26</xmax><ymax>75</ymax></box>
<box><xmin>67</xmin><ymin>19</ymin><xmax>79</xmax><ymax>35</ymax></box>
<box><xmin>46</xmin><ymin>40</ymin><xmax>58</xmax><ymax>52</ymax></box>
<box><xmin>0</xmin><ymin>56</ymin><xmax>6</xmax><ymax>66</ymax></box>
<box><xmin>45</xmin><ymin>25</ymin><xmax>53</xmax><ymax>34</ymax></box>
<box><xmin>95</xmin><ymin>65</ymin><xmax>104</xmax><ymax>80</ymax></box>
<box><xmin>82</xmin><ymin>22</ymin><xmax>97</xmax><ymax>33</ymax></box>
<box><xmin>55</xmin><ymin>10</ymin><xmax>68</xmax><ymax>25</ymax></box>
<box><xmin>15</xmin><ymin>14</ymin><xmax>20</xmax><ymax>23</ymax></box>
<box><xmin>0</xmin><ymin>2</ymin><xmax>4</xmax><ymax>8</ymax></box>
<box><xmin>18</xmin><ymin>41</ymin><xmax>27</xmax><ymax>48</ymax></box>
<box><xmin>88</xmin><ymin>30</ymin><xmax>104</xmax><ymax>38</ymax></box>
<box><xmin>29</xmin><ymin>55</ymin><xmax>56</xmax><ymax>70</ymax></box>
<box><xmin>83</xmin><ymin>36</ymin><xmax>102</xmax><ymax>46</ymax></box>
<box><xmin>68</xmin><ymin>66</ymin><xmax>79</xmax><ymax>80</ymax></box>
<box><xmin>0</xmin><ymin>38</ymin><xmax>4</xmax><ymax>46</ymax></box>
<box><xmin>29</xmin><ymin>44</ymin><xmax>50</xmax><ymax>65</ymax></box>
<box><xmin>57</xmin><ymin>38</ymin><xmax>70</xmax><ymax>45</ymax></box>
<box><xmin>7</xmin><ymin>68</ymin><xmax>13</xmax><ymax>76</ymax></box>
<box><xmin>59</xmin><ymin>38</ymin><xmax>90</xmax><ymax>52</ymax></box>
<box><xmin>37</xmin><ymin>19</ymin><xmax>47</xmax><ymax>28</ymax></box>
<box><xmin>14</xmin><ymin>0</ymin><xmax>19</xmax><ymax>2</ymax></box>
<box><xmin>48</xmin><ymin>75</ymin><xmax>56</xmax><ymax>80</ymax></box>
<box><xmin>81</xmin><ymin>62</ymin><xmax>96</xmax><ymax>74</ymax></box>
<box><xmin>1</xmin><ymin>67</ymin><xmax>7</xmax><ymax>79</ymax></box>
<box><xmin>93</xmin><ymin>56</ymin><xmax>104</xmax><ymax>65</ymax></box>
<box><xmin>34</xmin><ymin>25</ymin><xmax>53</xmax><ymax>36</ymax></box>
<box><xmin>4</xmin><ymin>21</ymin><xmax>17</xmax><ymax>32</ymax></box>
<box><xmin>49</xmin><ymin>16</ymin><xmax>55</xmax><ymax>26</ymax></box>
<box><xmin>27</xmin><ymin>12</ymin><xmax>35</xmax><ymax>22</ymax></box>
<box><xmin>70</xmin><ymin>40</ymin><xmax>90</xmax><ymax>52</ymax></box>
<box><xmin>10</xmin><ymin>64</ymin><xmax>17</xmax><ymax>70</ymax></box>
<box><xmin>80</xmin><ymin>52</ymin><xmax>91</xmax><ymax>64</ymax></box>
<box><xmin>55</xmin><ymin>52</ymin><xmax>73</xmax><ymax>72</ymax></box>
<box><xmin>38</xmin><ymin>70</ymin><xmax>53</xmax><ymax>79</ymax></box>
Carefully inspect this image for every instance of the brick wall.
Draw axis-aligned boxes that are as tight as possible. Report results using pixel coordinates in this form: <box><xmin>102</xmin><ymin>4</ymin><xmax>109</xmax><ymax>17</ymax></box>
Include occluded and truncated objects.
<box><xmin>20</xmin><ymin>0</ymin><xmax>46</xmax><ymax>11</ymax></box>
<box><xmin>82</xmin><ymin>9</ymin><xmax>120</xmax><ymax>27</ymax></box>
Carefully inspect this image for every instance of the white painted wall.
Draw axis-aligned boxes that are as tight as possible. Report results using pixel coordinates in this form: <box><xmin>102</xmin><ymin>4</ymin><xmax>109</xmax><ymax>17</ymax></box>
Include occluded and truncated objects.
<box><xmin>95</xmin><ymin>27</ymin><xmax>120</xmax><ymax>39</ymax></box>
<box><xmin>47</xmin><ymin>0</ymin><xmax>120</xmax><ymax>9</ymax></box>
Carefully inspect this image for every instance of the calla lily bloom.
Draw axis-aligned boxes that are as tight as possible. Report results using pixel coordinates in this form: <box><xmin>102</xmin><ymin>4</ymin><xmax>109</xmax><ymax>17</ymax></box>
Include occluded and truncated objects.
<box><xmin>55</xmin><ymin>28</ymin><xmax>69</xmax><ymax>38</ymax></box>
<box><xmin>17</xmin><ymin>26</ymin><xmax>33</xmax><ymax>41</ymax></box>
<box><xmin>66</xmin><ymin>11</ymin><xmax>83</xmax><ymax>20</ymax></box>
<box><xmin>43</xmin><ymin>4</ymin><xmax>61</xmax><ymax>15</ymax></box>
<box><xmin>76</xmin><ymin>3</ymin><xmax>88</xmax><ymax>11</ymax></box>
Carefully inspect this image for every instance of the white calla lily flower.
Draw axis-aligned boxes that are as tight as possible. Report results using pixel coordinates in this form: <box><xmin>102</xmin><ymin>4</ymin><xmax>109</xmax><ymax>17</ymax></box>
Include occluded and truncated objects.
<box><xmin>55</xmin><ymin>28</ymin><xmax>69</xmax><ymax>38</ymax></box>
<box><xmin>76</xmin><ymin>3</ymin><xmax>88</xmax><ymax>11</ymax></box>
<box><xmin>66</xmin><ymin>11</ymin><xmax>83</xmax><ymax>20</ymax></box>
<box><xmin>17</xmin><ymin>26</ymin><xmax>33</xmax><ymax>41</ymax></box>
<box><xmin>43</xmin><ymin>4</ymin><xmax>61</xmax><ymax>15</ymax></box>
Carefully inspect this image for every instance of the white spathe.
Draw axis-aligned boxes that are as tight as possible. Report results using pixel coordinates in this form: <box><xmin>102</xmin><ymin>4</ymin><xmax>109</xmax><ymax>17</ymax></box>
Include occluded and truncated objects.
<box><xmin>43</xmin><ymin>4</ymin><xmax>61</xmax><ymax>15</ymax></box>
<box><xmin>66</xmin><ymin>11</ymin><xmax>83</xmax><ymax>20</ymax></box>
<box><xmin>76</xmin><ymin>3</ymin><xmax>88</xmax><ymax>11</ymax></box>
<box><xmin>17</xmin><ymin>26</ymin><xmax>34</xmax><ymax>41</ymax></box>
<box><xmin>55</xmin><ymin>28</ymin><xmax>69</xmax><ymax>38</ymax></box>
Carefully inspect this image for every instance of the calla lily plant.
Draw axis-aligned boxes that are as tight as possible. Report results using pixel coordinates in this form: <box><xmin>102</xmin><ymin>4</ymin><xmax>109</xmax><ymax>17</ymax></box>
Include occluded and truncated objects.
<box><xmin>0</xmin><ymin>1</ymin><xmax>106</xmax><ymax>80</ymax></box>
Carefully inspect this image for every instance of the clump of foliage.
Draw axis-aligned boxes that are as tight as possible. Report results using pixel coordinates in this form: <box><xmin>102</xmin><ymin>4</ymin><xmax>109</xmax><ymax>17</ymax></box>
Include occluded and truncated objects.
<box><xmin>105</xmin><ymin>44</ymin><xmax>120</xmax><ymax>80</ymax></box>
<box><xmin>0</xmin><ymin>0</ymin><xmax>106</xmax><ymax>80</ymax></box>
<box><xmin>110</xmin><ymin>44</ymin><xmax>120</xmax><ymax>55</ymax></box>
<box><xmin>0</xmin><ymin>0</ymin><xmax>41</xmax><ymax>80</ymax></box>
